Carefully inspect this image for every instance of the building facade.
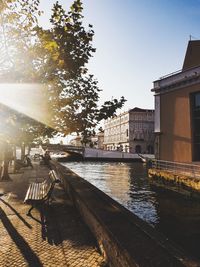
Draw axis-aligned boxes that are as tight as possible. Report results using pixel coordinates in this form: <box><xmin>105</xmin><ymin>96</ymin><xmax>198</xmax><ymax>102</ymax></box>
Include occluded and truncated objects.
<box><xmin>152</xmin><ymin>40</ymin><xmax>200</xmax><ymax>162</ymax></box>
<box><xmin>70</xmin><ymin>132</ymin><xmax>104</xmax><ymax>149</ymax></box>
<box><xmin>69</xmin><ymin>136</ymin><xmax>82</xmax><ymax>147</ymax></box>
<box><xmin>104</xmin><ymin>107</ymin><xmax>154</xmax><ymax>153</ymax></box>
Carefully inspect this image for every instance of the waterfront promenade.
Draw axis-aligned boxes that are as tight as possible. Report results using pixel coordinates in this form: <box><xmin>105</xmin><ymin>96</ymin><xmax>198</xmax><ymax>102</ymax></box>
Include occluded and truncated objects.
<box><xmin>0</xmin><ymin>162</ymin><xmax>106</xmax><ymax>267</ymax></box>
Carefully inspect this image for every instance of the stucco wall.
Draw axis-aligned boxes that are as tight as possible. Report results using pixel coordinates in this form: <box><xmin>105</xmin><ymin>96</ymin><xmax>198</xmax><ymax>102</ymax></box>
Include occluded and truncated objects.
<box><xmin>160</xmin><ymin>84</ymin><xmax>200</xmax><ymax>162</ymax></box>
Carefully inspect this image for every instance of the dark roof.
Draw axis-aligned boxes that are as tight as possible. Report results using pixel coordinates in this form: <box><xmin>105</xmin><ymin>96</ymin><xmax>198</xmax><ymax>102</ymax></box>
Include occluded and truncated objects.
<box><xmin>182</xmin><ymin>40</ymin><xmax>200</xmax><ymax>70</ymax></box>
<box><xmin>129</xmin><ymin>107</ymin><xmax>154</xmax><ymax>113</ymax></box>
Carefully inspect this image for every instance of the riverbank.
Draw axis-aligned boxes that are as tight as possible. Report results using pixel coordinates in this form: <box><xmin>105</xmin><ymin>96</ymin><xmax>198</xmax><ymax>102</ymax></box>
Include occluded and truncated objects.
<box><xmin>53</xmin><ymin>160</ymin><xmax>200</xmax><ymax>267</ymax></box>
<box><xmin>148</xmin><ymin>166</ymin><xmax>200</xmax><ymax>199</ymax></box>
<box><xmin>61</xmin><ymin>160</ymin><xmax>200</xmax><ymax>261</ymax></box>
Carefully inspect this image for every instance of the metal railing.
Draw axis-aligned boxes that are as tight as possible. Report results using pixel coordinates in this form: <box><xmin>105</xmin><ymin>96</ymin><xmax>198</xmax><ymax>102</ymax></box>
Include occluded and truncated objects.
<box><xmin>159</xmin><ymin>68</ymin><xmax>182</xmax><ymax>80</ymax></box>
<box><xmin>151</xmin><ymin>159</ymin><xmax>200</xmax><ymax>179</ymax></box>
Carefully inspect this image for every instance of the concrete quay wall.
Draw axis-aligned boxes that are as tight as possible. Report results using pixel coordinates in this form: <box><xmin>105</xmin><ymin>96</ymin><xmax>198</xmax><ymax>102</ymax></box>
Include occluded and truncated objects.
<box><xmin>148</xmin><ymin>168</ymin><xmax>200</xmax><ymax>199</ymax></box>
<box><xmin>84</xmin><ymin>148</ymin><xmax>142</xmax><ymax>159</ymax></box>
<box><xmin>51</xmin><ymin>160</ymin><xmax>199</xmax><ymax>267</ymax></box>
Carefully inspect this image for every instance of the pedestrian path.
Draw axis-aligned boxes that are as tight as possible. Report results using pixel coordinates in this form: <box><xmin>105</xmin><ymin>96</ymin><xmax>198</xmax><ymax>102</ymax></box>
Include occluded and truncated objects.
<box><xmin>0</xmin><ymin>162</ymin><xmax>106</xmax><ymax>267</ymax></box>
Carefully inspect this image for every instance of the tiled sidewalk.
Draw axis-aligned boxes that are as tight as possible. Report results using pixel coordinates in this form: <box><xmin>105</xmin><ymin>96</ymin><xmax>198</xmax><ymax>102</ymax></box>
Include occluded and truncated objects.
<box><xmin>0</xmin><ymin>163</ymin><xmax>106</xmax><ymax>267</ymax></box>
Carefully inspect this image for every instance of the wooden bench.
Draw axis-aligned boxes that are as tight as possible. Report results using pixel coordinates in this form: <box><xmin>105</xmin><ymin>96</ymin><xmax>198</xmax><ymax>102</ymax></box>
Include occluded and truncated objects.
<box><xmin>24</xmin><ymin>170</ymin><xmax>61</xmax><ymax>216</ymax></box>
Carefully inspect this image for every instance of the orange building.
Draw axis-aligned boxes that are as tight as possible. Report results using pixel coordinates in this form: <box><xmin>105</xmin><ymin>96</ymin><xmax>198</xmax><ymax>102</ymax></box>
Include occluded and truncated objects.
<box><xmin>152</xmin><ymin>40</ymin><xmax>200</xmax><ymax>162</ymax></box>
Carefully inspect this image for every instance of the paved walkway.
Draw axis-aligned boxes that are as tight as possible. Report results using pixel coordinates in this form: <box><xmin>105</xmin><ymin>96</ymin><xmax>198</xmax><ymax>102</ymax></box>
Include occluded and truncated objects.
<box><xmin>0</xmin><ymin>162</ymin><xmax>106</xmax><ymax>267</ymax></box>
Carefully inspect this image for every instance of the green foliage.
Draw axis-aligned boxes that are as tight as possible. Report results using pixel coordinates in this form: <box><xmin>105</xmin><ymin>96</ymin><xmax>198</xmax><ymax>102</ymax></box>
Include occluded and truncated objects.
<box><xmin>0</xmin><ymin>0</ymin><xmax>41</xmax><ymax>80</ymax></box>
<box><xmin>44</xmin><ymin>0</ymin><xmax>126</xmax><ymax>141</ymax></box>
<box><xmin>0</xmin><ymin>0</ymin><xmax>126</xmax><ymax>146</ymax></box>
<box><xmin>0</xmin><ymin>0</ymin><xmax>54</xmax><ymax>145</ymax></box>
<box><xmin>57</xmin><ymin>74</ymin><xmax>126</xmax><ymax>142</ymax></box>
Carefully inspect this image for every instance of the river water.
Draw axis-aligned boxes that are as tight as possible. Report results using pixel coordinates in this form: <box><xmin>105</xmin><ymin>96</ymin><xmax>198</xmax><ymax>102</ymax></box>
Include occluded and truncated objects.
<box><xmin>62</xmin><ymin>161</ymin><xmax>200</xmax><ymax>259</ymax></box>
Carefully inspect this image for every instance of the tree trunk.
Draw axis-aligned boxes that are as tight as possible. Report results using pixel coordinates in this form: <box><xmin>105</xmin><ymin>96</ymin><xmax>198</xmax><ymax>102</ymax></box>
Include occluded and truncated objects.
<box><xmin>27</xmin><ymin>144</ymin><xmax>31</xmax><ymax>154</ymax></box>
<box><xmin>0</xmin><ymin>143</ymin><xmax>12</xmax><ymax>181</ymax></box>
<box><xmin>13</xmin><ymin>145</ymin><xmax>17</xmax><ymax>173</ymax></box>
<box><xmin>21</xmin><ymin>142</ymin><xmax>25</xmax><ymax>160</ymax></box>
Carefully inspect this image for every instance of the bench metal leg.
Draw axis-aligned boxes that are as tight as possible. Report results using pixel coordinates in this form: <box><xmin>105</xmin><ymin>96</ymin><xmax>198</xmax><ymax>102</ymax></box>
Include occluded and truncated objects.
<box><xmin>27</xmin><ymin>205</ymin><xmax>34</xmax><ymax>216</ymax></box>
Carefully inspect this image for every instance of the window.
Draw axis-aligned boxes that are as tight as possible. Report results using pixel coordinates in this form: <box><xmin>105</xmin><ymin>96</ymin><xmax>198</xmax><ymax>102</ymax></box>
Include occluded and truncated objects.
<box><xmin>195</xmin><ymin>93</ymin><xmax>200</xmax><ymax>108</ymax></box>
<box><xmin>191</xmin><ymin>91</ymin><xmax>200</xmax><ymax>161</ymax></box>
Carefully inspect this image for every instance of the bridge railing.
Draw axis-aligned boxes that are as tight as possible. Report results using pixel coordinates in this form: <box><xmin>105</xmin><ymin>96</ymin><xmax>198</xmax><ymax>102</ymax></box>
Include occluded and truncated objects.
<box><xmin>151</xmin><ymin>159</ymin><xmax>200</xmax><ymax>179</ymax></box>
<box><xmin>46</xmin><ymin>144</ymin><xmax>83</xmax><ymax>151</ymax></box>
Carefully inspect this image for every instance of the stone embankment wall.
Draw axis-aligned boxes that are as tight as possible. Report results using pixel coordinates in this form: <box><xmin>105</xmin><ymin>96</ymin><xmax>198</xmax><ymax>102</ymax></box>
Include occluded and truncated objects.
<box><xmin>51</xmin><ymin>160</ymin><xmax>200</xmax><ymax>267</ymax></box>
<box><xmin>84</xmin><ymin>148</ymin><xmax>142</xmax><ymax>160</ymax></box>
<box><xmin>148</xmin><ymin>168</ymin><xmax>200</xmax><ymax>199</ymax></box>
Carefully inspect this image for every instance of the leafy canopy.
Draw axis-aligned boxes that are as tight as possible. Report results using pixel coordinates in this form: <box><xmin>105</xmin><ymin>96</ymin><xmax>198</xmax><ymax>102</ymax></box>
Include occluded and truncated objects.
<box><xmin>0</xmin><ymin>0</ymin><xmax>126</xmax><ymax>145</ymax></box>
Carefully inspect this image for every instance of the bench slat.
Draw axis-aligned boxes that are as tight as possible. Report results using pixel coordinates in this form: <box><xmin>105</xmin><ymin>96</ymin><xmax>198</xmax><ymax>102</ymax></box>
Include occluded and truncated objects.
<box><xmin>32</xmin><ymin>183</ymin><xmax>37</xmax><ymax>199</ymax></box>
<box><xmin>24</xmin><ymin>170</ymin><xmax>60</xmax><ymax>210</ymax></box>
<box><xmin>49</xmin><ymin>170</ymin><xmax>61</xmax><ymax>183</ymax></box>
<box><xmin>25</xmin><ymin>183</ymin><xmax>33</xmax><ymax>201</ymax></box>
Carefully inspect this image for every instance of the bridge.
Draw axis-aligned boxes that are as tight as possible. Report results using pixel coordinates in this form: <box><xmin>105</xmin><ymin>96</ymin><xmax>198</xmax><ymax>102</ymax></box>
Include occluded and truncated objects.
<box><xmin>44</xmin><ymin>144</ymin><xmax>84</xmax><ymax>154</ymax></box>
<box><xmin>43</xmin><ymin>144</ymin><xmax>153</xmax><ymax>162</ymax></box>
<box><xmin>43</xmin><ymin>144</ymin><xmax>84</xmax><ymax>160</ymax></box>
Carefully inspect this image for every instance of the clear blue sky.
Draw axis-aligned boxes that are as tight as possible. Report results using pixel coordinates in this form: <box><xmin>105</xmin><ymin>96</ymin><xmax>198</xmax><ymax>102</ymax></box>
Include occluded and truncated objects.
<box><xmin>39</xmin><ymin>0</ymin><xmax>200</xmax><ymax>111</ymax></box>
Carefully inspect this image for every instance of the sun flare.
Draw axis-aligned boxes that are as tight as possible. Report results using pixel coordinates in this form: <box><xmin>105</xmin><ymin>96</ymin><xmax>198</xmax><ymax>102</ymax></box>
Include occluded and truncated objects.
<box><xmin>0</xmin><ymin>83</ymin><xmax>53</xmax><ymax>128</ymax></box>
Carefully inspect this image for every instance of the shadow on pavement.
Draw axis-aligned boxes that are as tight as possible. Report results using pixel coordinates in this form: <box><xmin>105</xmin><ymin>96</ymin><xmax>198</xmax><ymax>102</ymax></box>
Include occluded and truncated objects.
<box><xmin>0</xmin><ymin>206</ymin><xmax>42</xmax><ymax>267</ymax></box>
<box><xmin>27</xmin><ymin>199</ymin><xmax>99</xmax><ymax>251</ymax></box>
<box><xmin>0</xmin><ymin>198</ymin><xmax>32</xmax><ymax>229</ymax></box>
<box><xmin>29</xmin><ymin>202</ymin><xmax>99</xmax><ymax>248</ymax></box>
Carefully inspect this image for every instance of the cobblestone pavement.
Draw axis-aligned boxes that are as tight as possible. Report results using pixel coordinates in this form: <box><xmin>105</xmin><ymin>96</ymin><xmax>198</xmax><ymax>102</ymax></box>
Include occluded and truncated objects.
<box><xmin>0</xmin><ymin>162</ymin><xmax>106</xmax><ymax>267</ymax></box>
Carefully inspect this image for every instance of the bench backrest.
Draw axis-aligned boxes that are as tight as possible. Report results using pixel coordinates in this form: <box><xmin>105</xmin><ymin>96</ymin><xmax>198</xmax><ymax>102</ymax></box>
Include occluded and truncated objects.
<box><xmin>49</xmin><ymin>170</ymin><xmax>60</xmax><ymax>183</ymax></box>
<box><xmin>42</xmin><ymin>170</ymin><xmax>60</xmax><ymax>200</ymax></box>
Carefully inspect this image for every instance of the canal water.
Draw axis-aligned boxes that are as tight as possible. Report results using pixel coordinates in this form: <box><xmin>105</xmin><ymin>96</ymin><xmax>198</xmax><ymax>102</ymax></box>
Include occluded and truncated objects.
<box><xmin>62</xmin><ymin>161</ymin><xmax>200</xmax><ymax>260</ymax></box>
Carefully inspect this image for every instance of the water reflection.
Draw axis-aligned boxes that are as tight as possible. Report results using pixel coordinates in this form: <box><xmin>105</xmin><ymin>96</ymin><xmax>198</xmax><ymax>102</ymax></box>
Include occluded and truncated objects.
<box><xmin>154</xmin><ymin>189</ymin><xmax>200</xmax><ymax>258</ymax></box>
<box><xmin>62</xmin><ymin>161</ymin><xmax>200</xmax><ymax>259</ymax></box>
<box><xmin>62</xmin><ymin>162</ymin><xmax>158</xmax><ymax>225</ymax></box>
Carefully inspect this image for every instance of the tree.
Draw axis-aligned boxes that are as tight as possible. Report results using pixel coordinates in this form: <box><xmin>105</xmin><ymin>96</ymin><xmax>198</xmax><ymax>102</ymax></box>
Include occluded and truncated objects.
<box><xmin>1</xmin><ymin>0</ymin><xmax>126</xmax><ymax>138</ymax></box>
<box><xmin>58</xmin><ymin>75</ymin><xmax>126</xmax><ymax>143</ymax></box>
<box><xmin>0</xmin><ymin>0</ymin><xmax>41</xmax><ymax>80</ymax></box>
<box><xmin>39</xmin><ymin>0</ymin><xmax>126</xmax><ymax>142</ymax></box>
<box><xmin>0</xmin><ymin>0</ymin><xmax>126</xmax><ymax>181</ymax></box>
<box><xmin>0</xmin><ymin>102</ymin><xmax>23</xmax><ymax>180</ymax></box>
<box><xmin>0</xmin><ymin>0</ymin><xmax>55</xmax><ymax>180</ymax></box>
<box><xmin>0</xmin><ymin>102</ymin><xmax>54</xmax><ymax>180</ymax></box>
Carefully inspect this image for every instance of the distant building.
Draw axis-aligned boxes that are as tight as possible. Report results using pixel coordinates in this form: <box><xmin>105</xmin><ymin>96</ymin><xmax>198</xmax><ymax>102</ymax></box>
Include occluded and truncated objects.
<box><xmin>70</xmin><ymin>132</ymin><xmax>104</xmax><ymax>149</ymax></box>
<box><xmin>70</xmin><ymin>136</ymin><xmax>82</xmax><ymax>147</ymax></box>
<box><xmin>152</xmin><ymin>40</ymin><xmax>200</xmax><ymax>162</ymax></box>
<box><xmin>95</xmin><ymin>132</ymin><xmax>104</xmax><ymax>149</ymax></box>
<box><xmin>104</xmin><ymin>107</ymin><xmax>154</xmax><ymax>153</ymax></box>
